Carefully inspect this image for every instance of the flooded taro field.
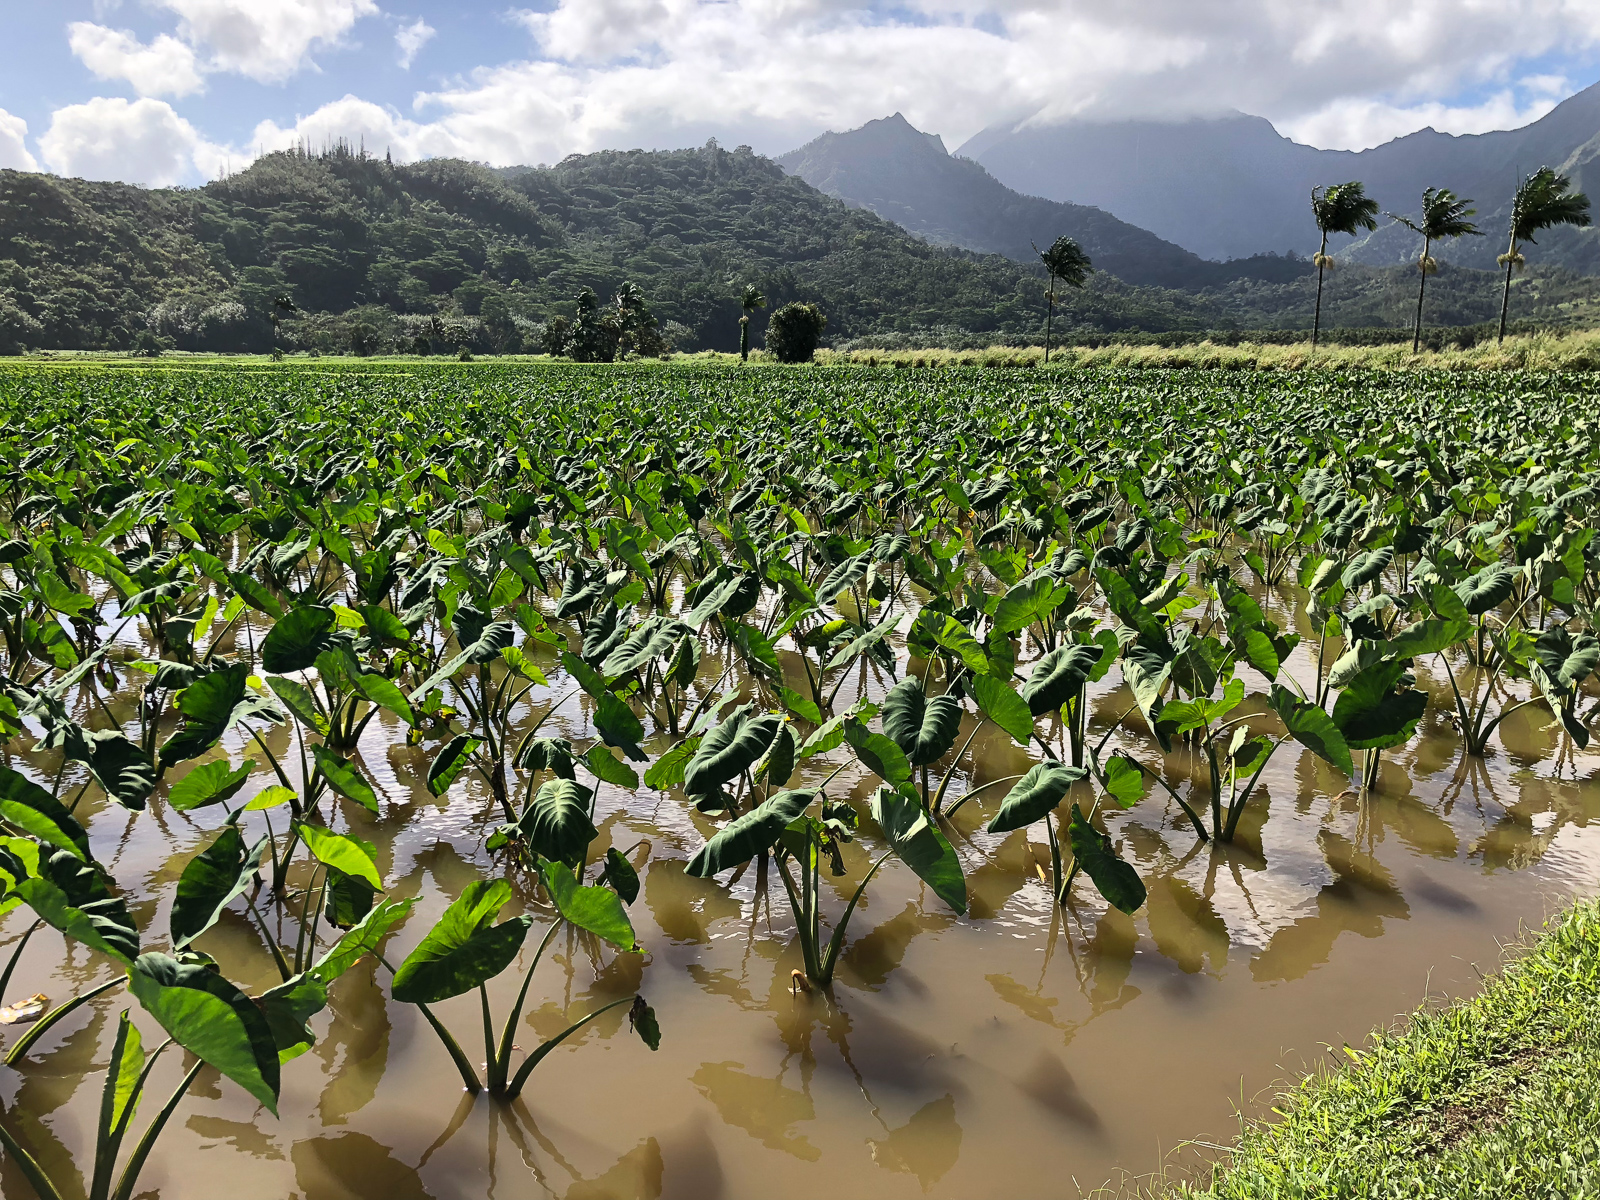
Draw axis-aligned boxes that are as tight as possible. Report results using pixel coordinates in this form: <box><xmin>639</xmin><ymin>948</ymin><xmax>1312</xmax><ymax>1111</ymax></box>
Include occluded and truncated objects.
<box><xmin>0</xmin><ymin>362</ymin><xmax>1597</xmax><ymax>1199</ymax></box>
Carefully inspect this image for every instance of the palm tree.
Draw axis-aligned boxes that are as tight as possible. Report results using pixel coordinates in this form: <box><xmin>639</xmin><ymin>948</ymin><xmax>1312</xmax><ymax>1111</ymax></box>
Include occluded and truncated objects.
<box><xmin>1387</xmin><ymin>188</ymin><xmax>1482</xmax><ymax>353</ymax></box>
<box><xmin>739</xmin><ymin>284</ymin><xmax>766</xmax><ymax>362</ymax></box>
<box><xmin>1033</xmin><ymin>236</ymin><xmax>1092</xmax><ymax>363</ymax></box>
<box><xmin>1309</xmin><ymin>182</ymin><xmax>1379</xmax><ymax>350</ymax></box>
<box><xmin>1497</xmin><ymin>167</ymin><xmax>1591</xmax><ymax>343</ymax></box>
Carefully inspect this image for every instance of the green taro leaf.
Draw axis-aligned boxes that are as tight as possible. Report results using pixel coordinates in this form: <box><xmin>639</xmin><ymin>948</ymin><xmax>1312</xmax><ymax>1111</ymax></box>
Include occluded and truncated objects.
<box><xmin>685</xmin><ymin>788</ymin><xmax>816</xmax><ymax>876</ymax></box>
<box><xmin>1455</xmin><ymin>566</ymin><xmax>1516</xmax><ymax>616</ymax></box>
<box><xmin>598</xmin><ymin>847</ymin><xmax>641</xmax><ymax>904</ymax></box>
<box><xmin>14</xmin><ymin>848</ymin><xmax>140</xmax><ymax>964</ymax></box>
<box><xmin>1068</xmin><ymin>805</ymin><xmax>1145</xmax><ymax>915</ymax></box>
<box><xmin>0</xmin><ymin>764</ymin><xmax>90</xmax><ymax>858</ymax></box>
<box><xmin>881</xmin><ymin>676</ymin><xmax>963</xmax><ymax>766</ymax></box>
<box><xmin>160</xmin><ymin>664</ymin><xmax>283</xmax><ymax>768</ymax></box>
<box><xmin>987</xmin><ymin>762</ymin><xmax>1086</xmax><ymax>832</ymax></box>
<box><xmin>170</xmin><ymin>819</ymin><xmax>269</xmax><ymax>947</ymax></box>
<box><xmin>260</xmin><ymin>606</ymin><xmax>337</xmax><ymax>674</ymax></box>
<box><xmin>643</xmin><ymin>737</ymin><xmax>699</xmax><ymax>789</ymax></box>
<box><xmin>844</xmin><ymin>720</ymin><xmax>913</xmax><ymax>787</ymax></box>
<box><xmin>1101</xmin><ymin>754</ymin><xmax>1148</xmax><ymax>809</ymax></box>
<box><xmin>1019</xmin><ymin>643</ymin><xmax>1103</xmax><ymax>716</ymax></box>
<box><xmin>684</xmin><ymin>708</ymin><xmax>781</xmax><ymax>795</ymax></box>
<box><xmin>1535</xmin><ymin>626</ymin><xmax>1600</xmax><ymax>690</ymax></box>
<box><xmin>311</xmin><ymin>745</ymin><xmax>380</xmax><ymax>812</ymax></box>
<box><xmin>543</xmin><ymin>859</ymin><xmax>637</xmax><ymax>950</ymax></box>
<box><xmin>872</xmin><ymin>785</ymin><xmax>966</xmax><ymax>915</ymax></box>
<box><xmin>1332</xmin><ymin>660</ymin><xmax>1428</xmax><ymax>752</ymax></box>
<box><xmin>758</xmin><ymin>724</ymin><xmax>798</xmax><ymax>789</ymax></box>
<box><xmin>309</xmin><ymin>895</ymin><xmax>417</xmax><ymax>985</ymax></box>
<box><xmin>993</xmin><ymin>577</ymin><xmax>1073</xmax><ymax>636</ymax></box>
<box><xmin>519</xmin><ymin>778</ymin><xmax>597</xmax><ymax>868</ymax></box>
<box><xmin>593</xmin><ymin>691</ymin><xmax>647</xmax><ymax>761</ymax></box>
<box><xmin>390</xmin><ymin>879</ymin><xmax>531</xmax><ymax>1004</ymax></box>
<box><xmin>267</xmin><ymin>675</ymin><xmax>329</xmax><ymax>735</ymax></box>
<box><xmin>168</xmin><ymin>758</ymin><xmax>256</xmax><ymax>812</ymax></box>
<box><xmin>1268</xmin><ymin>686</ymin><xmax>1354</xmax><ymax>774</ymax></box>
<box><xmin>77</xmin><ymin>729</ymin><xmax>156</xmax><ymax>811</ymax></box>
<box><xmin>970</xmin><ymin>673</ymin><xmax>1033</xmax><ymax>744</ymax></box>
<box><xmin>258</xmin><ymin>973</ymin><xmax>329</xmax><ymax>1064</ymax></box>
<box><xmin>815</xmin><ymin>553</ymin><xmax>871</xmax><ymax>607</ymax></box>
<box><xmin>584</xmin><ymin>744</ymin><xmax>640</xmax><ymax>790</ymax></box>
<box><xmin>129</xmin><ymin>952</ymin><xmax>281</xmax><ymax>1114</ymax></box>
<box><xmin>298</xmin><ymin>823</ymin><xmax>382</xmax><ymax>889</ymax></box>
<box><xmin>427</xmin><ymin>735</ymin><xmax>481</xmax><ymax>796</ymax></box>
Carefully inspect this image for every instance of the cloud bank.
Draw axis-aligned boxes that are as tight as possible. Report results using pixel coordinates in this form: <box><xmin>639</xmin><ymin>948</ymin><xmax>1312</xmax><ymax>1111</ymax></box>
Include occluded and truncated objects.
<box><xmin>29</xmin><ymin>0</ymin><xmax>1600</xmax><ymax>185</ymax></box>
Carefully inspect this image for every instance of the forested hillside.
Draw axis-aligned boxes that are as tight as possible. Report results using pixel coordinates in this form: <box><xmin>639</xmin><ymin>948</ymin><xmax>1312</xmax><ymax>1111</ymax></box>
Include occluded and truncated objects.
<box><xmin>1</xmin><ymin>142</ymin><xmax>1231</xmax><ymax>354</ymax></box>
<box><xmin>0</xmin><ymin>140</ymin><xmax>1590</xmax><ymax>355</ymax></box>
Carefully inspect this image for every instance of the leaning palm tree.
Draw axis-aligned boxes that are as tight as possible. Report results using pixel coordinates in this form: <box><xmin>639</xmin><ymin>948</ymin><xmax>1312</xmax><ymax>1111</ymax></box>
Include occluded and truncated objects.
<box><xmin>1033</xmin><ymin>236</ymin><xmax>1093</xmax><ymax>363</ymax></box>
<box><xmin>1387</xmin><ymin>188</ymin><xmax>1482</xmax><ymax>353</ymax></box>
<box><xmin>739</xmin><ymin>284</ymin><xmax>766</xmax><ymax>362</ymax></box>
<box><xmin>1497</xmin><ymin>167</ymin><xmax>1591</xmax><ymax>343</ymax></box>
<box><xmin>1309</xmin><ymin>182</ymin><xmax>1379</xmax><ymax>350</ymax></box>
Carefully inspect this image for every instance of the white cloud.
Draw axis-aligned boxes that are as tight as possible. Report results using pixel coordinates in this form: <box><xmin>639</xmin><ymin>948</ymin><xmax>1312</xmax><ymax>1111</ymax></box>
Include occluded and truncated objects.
<box><xmin>1281</xmin><ymin>90</ymin><xmax>1567</xmax><ymax>152</ymax></box>
<box><xmin>0</xmin><ymin>108</ymin><xmax>38</xmax><ymax>171</ymax></box>
<box><xmin>39</xmin><ymin>96</ymin><xmax>224</xmax><ymax>186</ymax></box>
<box><xmin>158</xmin><ymin>0</ymin><xmax>378</xmax><ymax>83</ymax></box>
<box><xmin>395</xmin><ymin>17</ymin><xmax>435</xmax><ymax>70</ymax></box>
<box><xmin>68</xmin><ymin>22</ymin><xmax>204</xmax><ymax>97</ymax></box>
<box><xmin>218</xmin><ymin>0</ymin><xmax>1600</xmax><ymax>173</ymax></box>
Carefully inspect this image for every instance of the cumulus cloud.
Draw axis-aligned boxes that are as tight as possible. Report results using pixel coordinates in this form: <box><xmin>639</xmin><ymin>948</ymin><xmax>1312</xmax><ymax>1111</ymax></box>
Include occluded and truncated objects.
<box><xmin>159</xmin><ymin>0</ymin><xmax>378</xmax><ymax>82</ymax></box>
<box><xmin>68</xmin><ymin>23</ymin><xmax>204</xmax><ymax>97</ymax></box>
<box><xmin>0</xmin><ymin>109</ymin><xmax>38</xmax><ymax>171</ymax></box>
<box><xmin>395</xmin><ymin>17</ymin><xmax>435</xmax><ymax>70</ymax></box>
<box><xmin>1281</xmin><ymin>88</ymin><xmax>1568</xmax><ymax>152</ymax></box>
<box><xmin>38</xmin><ymin>96</ymin><xmax>225</xmax><ymax>186</ymax></box>
<box><xmin>225</xmin><ymin>0</ymin><xmax>1600</xmax><ymax>171</ymax></box>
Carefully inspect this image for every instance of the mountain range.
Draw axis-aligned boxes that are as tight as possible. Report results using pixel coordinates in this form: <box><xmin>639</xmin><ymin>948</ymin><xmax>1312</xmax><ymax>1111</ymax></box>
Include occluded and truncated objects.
<box><xmin>777</xmin><ymin>114</ymin><xmax>1311</xmax><ymax>290</ymax></box>
<box><xmin>4</xmin><ymin>80</ymin><xmax>1599</xmax><ymax>356</ymax></box>
<box><xmin>959</xmin><ymin>82</ymin><xmax>1600</xmax><ymax>270</ymax></box>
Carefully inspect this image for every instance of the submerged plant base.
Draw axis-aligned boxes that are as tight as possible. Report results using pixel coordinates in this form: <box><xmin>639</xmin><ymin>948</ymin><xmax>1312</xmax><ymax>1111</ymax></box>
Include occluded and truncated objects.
<box><xmin>1173</xmin><ymin>899</ymin><xmax>1600</xmax><ymax>1198</ymax></box>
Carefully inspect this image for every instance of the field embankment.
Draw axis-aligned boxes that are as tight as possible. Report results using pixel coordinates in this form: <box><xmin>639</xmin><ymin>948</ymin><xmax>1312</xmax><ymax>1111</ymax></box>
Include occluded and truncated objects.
<box><xmin>1171</xmin><ymin>899</ymin><xmax>1600</xmax><ymax>1199</ymax></box>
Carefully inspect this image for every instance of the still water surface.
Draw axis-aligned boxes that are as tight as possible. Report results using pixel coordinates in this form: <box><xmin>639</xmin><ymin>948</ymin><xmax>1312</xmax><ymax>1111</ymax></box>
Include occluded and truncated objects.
<box><xmin>2</xmin><ymin>582</ymin><xmax>1596</xmax><ymax>1199</ymax></box>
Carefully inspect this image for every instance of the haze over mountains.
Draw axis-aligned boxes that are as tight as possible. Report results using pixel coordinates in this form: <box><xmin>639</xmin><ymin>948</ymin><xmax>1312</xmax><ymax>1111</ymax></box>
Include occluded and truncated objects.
<box><xmin>778</xmin><ymin>115</ymin><xmax>1311</xmax><ymax>291</ymax></box>
<box><xmin>960</xmin><ymin>82</ymin><xmax>1600</xmax><ymax>271</ymax></box>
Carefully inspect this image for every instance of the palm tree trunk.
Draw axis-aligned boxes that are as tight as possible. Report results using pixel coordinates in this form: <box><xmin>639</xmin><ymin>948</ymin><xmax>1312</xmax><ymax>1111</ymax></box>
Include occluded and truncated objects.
<box><xmin>1312</xmin><ymin>232</ymin><xmax>1328</xmax><ymax>351</ymax></box>
<box><xmin>1412</xmin><ymin>237</ymin><xmax>1430</xmax><ymax>354</ymax></box>
<box><xmin>1044</xmin><ymin>277</ymin><xmax>1055</xmax><ymax>364</ymax></box>
<box><xmin>1497</xmin><ymin>238</ymin><xmax>1517</xmax><ymax>344</ymax></box>
<box><xmin>739</xmin><ymin>315</ymin><xmax>750</xmax><ymax>361</ymax></box>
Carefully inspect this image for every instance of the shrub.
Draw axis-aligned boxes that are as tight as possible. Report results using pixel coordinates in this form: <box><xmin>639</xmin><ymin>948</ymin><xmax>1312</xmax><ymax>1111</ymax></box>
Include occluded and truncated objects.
<box><xmin>764</xmin><ymin>302</ymin><xmax>827</xmax><ymax>363</ymax></box>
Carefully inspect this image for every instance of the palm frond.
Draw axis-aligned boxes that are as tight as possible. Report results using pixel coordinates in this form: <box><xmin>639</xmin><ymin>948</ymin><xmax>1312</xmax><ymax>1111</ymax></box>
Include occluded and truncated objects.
<box><xmin>1312</xmin><ymin>182</ymin><xmax>1380</xmax><ymax>238</ymax></box>
<box><xmin>1511</xmin><ymin>167</ymin><xmax>1592</xmax><ymax>244</ymax></box>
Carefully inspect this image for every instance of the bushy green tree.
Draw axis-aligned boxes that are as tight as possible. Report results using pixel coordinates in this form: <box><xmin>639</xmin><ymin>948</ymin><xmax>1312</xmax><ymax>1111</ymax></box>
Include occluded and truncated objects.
<box><xmin>764</xmin><ymin>301</ymin><xmax>826</xmax><ymax>363</ymax></box>
<box><xmin>568</xmin><ymin>287</ymin><xmax>620</xmax><ymax>362</ymax></box>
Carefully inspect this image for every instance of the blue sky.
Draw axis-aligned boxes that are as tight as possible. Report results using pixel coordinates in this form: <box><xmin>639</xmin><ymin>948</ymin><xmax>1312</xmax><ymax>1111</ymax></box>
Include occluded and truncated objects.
<box><xmin>2</xmin><ymin>1</ymin><xmax>1597</xmax><ymax>187</ymax></box>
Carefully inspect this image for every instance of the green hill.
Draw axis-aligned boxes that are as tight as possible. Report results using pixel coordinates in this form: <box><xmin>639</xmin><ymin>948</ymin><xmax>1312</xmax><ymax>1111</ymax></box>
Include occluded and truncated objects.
<box><xmin>0</xmin><ymin>141</ymin><xmax>1592</xmax><ymax>356</ymax></box>
<box><xmin>0</xmin><ymin>142</ymin><xmax>1231</xmax><ymax>355</ymax></box>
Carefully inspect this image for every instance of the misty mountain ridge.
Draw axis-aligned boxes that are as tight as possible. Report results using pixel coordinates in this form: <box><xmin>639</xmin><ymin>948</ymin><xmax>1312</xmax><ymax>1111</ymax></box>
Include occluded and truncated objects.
<box><xmin>960</xmin><ymin>82</ymin><xmax>1600</xmax><ymax>270</ymax></box>
<box><xmin>778</xmin><ymin>113</ymin><xmax>1312</xmax><ymax>290</ymax></box>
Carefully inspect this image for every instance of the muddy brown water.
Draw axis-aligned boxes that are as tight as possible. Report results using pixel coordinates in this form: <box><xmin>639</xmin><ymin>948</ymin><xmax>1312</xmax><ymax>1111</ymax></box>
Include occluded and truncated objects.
<box><xmin>2</xmin><ymin>580</ymin><xmax>1597</xmax><ymax>1200</ymax></box>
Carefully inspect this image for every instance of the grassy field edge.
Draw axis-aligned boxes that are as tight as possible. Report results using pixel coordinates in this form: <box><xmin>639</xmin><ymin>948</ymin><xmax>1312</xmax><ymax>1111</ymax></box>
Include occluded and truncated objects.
<box><xmin>11</xmin><ymin>327</ymin><xmax>1600</xmax><ymax>372</ymax></box>
<box><xmin>1169</xmin><ymin>898</ymin><xmax>1600</xmax><ymax>1198</ymax></box>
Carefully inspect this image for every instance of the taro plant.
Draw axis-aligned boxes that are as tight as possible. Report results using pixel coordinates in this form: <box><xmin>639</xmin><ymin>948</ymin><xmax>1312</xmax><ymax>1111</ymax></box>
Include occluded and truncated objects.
<box><xmin>385</xmin><ymin>864</ymin><xmax>658</xmax><ymax>1098</ymax></box>
<box><xmin>685</xmin><ymin>781</ymin><xmax>967</xmax><ymax>989</ymax></box>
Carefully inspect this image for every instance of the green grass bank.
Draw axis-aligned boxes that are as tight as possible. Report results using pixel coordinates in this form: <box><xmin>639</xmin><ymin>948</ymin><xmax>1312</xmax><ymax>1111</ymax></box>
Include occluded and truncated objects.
<box><xmin>1171</xmin><ymin>899</ymin><xmax>1600</xmax><ymax>1199</ymax></box>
